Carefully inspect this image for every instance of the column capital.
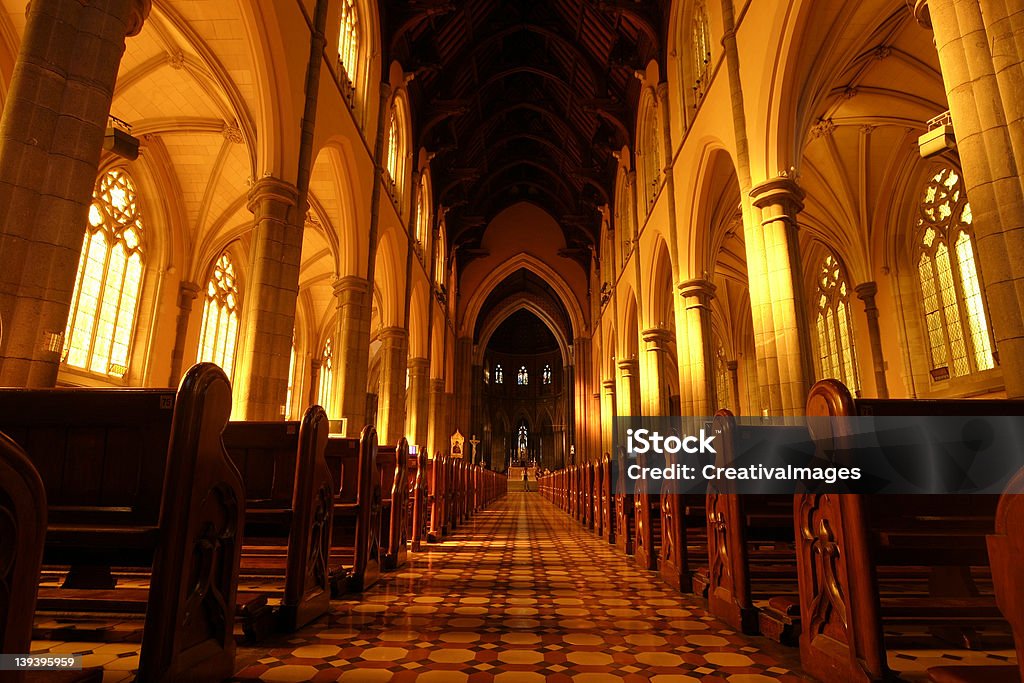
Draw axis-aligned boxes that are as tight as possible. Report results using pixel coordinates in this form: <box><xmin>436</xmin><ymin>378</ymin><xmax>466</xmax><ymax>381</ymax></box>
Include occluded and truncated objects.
<box><xmin>617</xmin><ymin>358</ymin><xmax>639</xmax><ymax>373</ymax></box>
<box><xmin>408</xmin><ymin>356</ymin><xmax>429</xmax><ymax>371</ymax></box>
<box><xmin>379</xmin><ymin>326</ymin><xmax>409</xmax><ymax>343</ymax></box>
<box><xmin>430</xmin><ymin>377</ymin><xmax>445</xmax><ymax>392</ymax></box>
<box><xmin>247</xmin><ymin>176</ymin><xmax>299</xmax><ymax>214</ymax></box>
<box><xmin>678</xmin><ymin>278</ymin><xmax>717</xmax><ymax>302</ymax></box>
<box><xmin>642</xmin><ymin>327</ymin><xmax>674</xmax><ymax>346</ymax></box>
<box><xmin>855</xmin><ymin>280</ymin><xmax>879</xmax><ymax>302</ymax></box>
<box><xmin>333</xmin><ymin>275</ymin><xmax>370</xmax><ymax>296</ymax></box>
<box><xmin>310</xmin><ymin>358</ymin><xmax>322</xmax><ymax>372</ymax></box>
<box><xmin>602</xmin><ymin>379</ymin><xmax>617</xmax><ymax>391</ymax></box>
<box><xmin>125</xmin><ymin>0</ymin><xmax>153</xmax><ymax>36</ymax></box>
<box><xmin>749</xmin><ymin>176</ymin><xmax>805</xmax><ymax>213</ymax></box>
<box><xmin>179</xmin><ymin>280</ymin><xmax>200</xmax><ymax>305</ymax></box>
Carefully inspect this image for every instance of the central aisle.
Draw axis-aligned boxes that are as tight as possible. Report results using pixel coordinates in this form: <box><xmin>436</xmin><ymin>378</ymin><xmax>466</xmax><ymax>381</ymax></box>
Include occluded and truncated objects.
<box><xmin>233</xmin><ymin>493</ymin><xmax>805</xmax><ymax>682</ymax></box>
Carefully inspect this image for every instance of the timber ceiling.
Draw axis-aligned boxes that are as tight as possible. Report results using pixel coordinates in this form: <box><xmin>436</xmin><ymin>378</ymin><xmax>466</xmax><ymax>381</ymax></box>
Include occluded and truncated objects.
<box><xmin>384</xmin><ymin>0</ymin><xmax>663</xmax><ymax>256</ymax></box>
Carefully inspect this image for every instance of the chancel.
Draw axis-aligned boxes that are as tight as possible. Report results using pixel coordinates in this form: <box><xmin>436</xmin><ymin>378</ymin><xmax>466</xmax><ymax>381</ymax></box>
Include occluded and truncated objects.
<box><xmin>0</xmin><ymin>0</ymin><xmax>1022</xmax><ymax>682</ymax></box>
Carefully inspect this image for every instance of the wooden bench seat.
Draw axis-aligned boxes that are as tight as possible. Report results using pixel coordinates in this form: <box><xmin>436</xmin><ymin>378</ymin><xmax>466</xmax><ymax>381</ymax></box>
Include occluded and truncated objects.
<box><xmin>408</xmin><ymin>449</ymin><xmax>429</xmax><ymax>551</ymax></box>
<box><xmin>377</xmin><ymin>440</ymin><xmax>410</xmax><ymax>570</ymax></box>
<box><xmin>614</xmin><ymin>448</ymin><xmax>636</xmax><ymax>556</ymax></box>
<box><xmin>799</xmin><ymin>379</ymin><xmax>1024</xmax><ymax>683</ymax></box>
<box><xmin>222</xmin><ymin>405</ymin><xmax>334</xmax><ymax>633</ymax></box>
<box><xmin>0</xmin><ymin>363</ymin><xmax>243</xmax><ymax>682</ymax></box>
<box><xmin>0</xmin><ymin>430</ymin><xmax>103</xmax><ymax>683</ymax></box>
<box><xmin>324</xmin><ymin>426</ymin><xmax>381</xmax><ymax>595</ymax></box>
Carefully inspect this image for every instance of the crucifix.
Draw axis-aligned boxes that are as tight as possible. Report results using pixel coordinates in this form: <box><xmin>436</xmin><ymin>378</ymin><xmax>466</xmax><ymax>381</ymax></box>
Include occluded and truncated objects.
<box><xmin>469</xmin><ymin>434</ymin><xmax>480</xmax><ymax>465</ymax></box>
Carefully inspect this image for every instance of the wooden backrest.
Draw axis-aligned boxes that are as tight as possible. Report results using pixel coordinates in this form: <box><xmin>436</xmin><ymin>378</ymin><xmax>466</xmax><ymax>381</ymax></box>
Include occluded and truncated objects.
<box><xmin>137</xmin><ymin>363</ymin><xmax>243</xmax><ymax>683</ymax></box>
<box><xmin>324</xmin><ymin>435</ymin><xmax>361</xmax><ymax>504</ymax></box>
<box><xmin>0</xmin><ymin>430</ymin><xmax>46</xmax><ymax>678</ymax></box>
<box><xmin>0</xmin><ymin>388</ymin><xmax>176</xmax><ymax>525</ymax></box>
<box><xmin>378</xmin><ymin>440</ymin><xmax>409</xmax><ymax>562</ymax></box>
<box><xmin>988</xmin><ymin>468</ymin><xmax>1024</xmax><ymax>680</ymax></box>
<box><xmin>223</xmin><ymin>420</ymin><xmax>301</xmax><ymax>506</ymax></box>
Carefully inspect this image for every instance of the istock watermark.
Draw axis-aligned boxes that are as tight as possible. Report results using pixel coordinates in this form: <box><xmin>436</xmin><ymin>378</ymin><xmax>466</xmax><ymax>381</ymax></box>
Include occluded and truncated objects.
<box><xmin>610</xmin><ymin>415</ymin><xmax>1024</xmax><ymax>496</ymax></box>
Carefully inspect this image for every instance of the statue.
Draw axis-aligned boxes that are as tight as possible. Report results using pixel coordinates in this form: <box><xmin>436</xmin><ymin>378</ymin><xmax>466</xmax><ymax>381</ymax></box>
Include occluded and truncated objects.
<box><xmin>469</xmin><ymin>434</ymin><xmax>480</xmax><ymax>465</ymax></box>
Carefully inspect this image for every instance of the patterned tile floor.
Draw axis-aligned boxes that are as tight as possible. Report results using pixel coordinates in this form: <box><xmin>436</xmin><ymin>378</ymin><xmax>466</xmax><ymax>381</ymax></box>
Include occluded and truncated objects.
<box><xmin>28</xmin><ymin>492</ymin><xmax>1018</xmax><ymax>682</ymax></box>
<box><xmin>231</xmin><ymin>492</ymin><xmax>809</xmax><ymax>683</ymax></box>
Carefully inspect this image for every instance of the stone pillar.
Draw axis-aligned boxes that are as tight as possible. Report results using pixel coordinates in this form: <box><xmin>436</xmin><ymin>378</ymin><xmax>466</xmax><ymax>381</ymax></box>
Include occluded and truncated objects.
<box><xmin>642</xmin><ymin>328</ymin><xmax>675</xmax><ymax>416</ymax></box>
<box><xmin>427</xmin><ymin>377</ymin><xmax>445</xmax><ymax>458</ymax></box>
<box><xmin>405</xmin><ymin>357</ymin><xmax>429</xmax><ymax>451</ymax></box>
<box><xmin>617</xmin><ymin>359</ymin><xmax>640</xmax><ymax>417</ymax></box>
<box><xmin>922</xmin><ymin>0</ymin><xmax>1024</xmax><ymax>398</ymax></box>
<box><xmin>168</xmin><ymin>281</ymin><xmax>201</xmax><ymax>386</ymax></box>
<box><xmin>453</xmin><ymin>336</ymin><xmax>473</xmax><ymax>434</ymax></box>
<box><xmin>233</xmin><ymin>177</ymin><xmax>301</xmax><ymax>419</ymax></box>
<box><xmin>727</xmin><ymin>360</ymin><xmax>740</xmax><ymax>411</ymax></box>
<box><xmin>855</xmin><ymin>281</ymin><xmax>889</xmax><ymax>399</ymax></box>
<box><xmin>308</xmin><ymin>358</ymin><xmax>322</xmax><ymax>406</ymax></box>
<box><xmin>333</xmin><ymin>275</ymin><xmax>371</xmax><ymax>434</ymax></box>
<box><xmin>376</xmin><ymin>326</ymin><xmax>409</xmax><ymax>445</ymax></box>
<box><xmin>678</xmin><ymin>279</ymin><xmax>717</xmax><ymax>416</ymax></box>
<box><xmin>749</xmin><ymin>177</ymin><xmax>815</xmax><ymax>415</ymax></box>
<box><xmin>0</xmin><ymin>0</ymin><xmax>151</xmax><ymax>386</ymax></box>
<box><xmin>601</xmin><ymin>378</ymin><xmax>616</xmax><ymax>456</ymax></box>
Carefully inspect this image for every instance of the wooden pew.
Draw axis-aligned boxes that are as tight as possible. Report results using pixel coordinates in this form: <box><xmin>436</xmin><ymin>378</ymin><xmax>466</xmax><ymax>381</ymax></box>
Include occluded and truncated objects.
<box><xmin>927</xmin><ymin>466</ymin><xmax>1024</xmax><ymax>683</ymax></box>
<box><xmin>221</xmin><ymin>405</ymin><xmax>333</xmax><ymax>632</ymax></box>
<box><xmin>799</xmin><ymin>379</ymin><xmax>1022</xmax><ymax>683</ymax></box>
<box><xmin>408</xmin><ymin>449</ymin><xmax>429</xmax><ymax>552</ymax></box>
<box><xmin>614</xmin><ymin>448</ymin><xmax>636</xmax><ymax>555</ymax></box>
<box><xmin>0</xmin><ymin>431</ymin><xmax>102</xmax><ymax>683</ymax></box>
<box><xmin>0</xmin><ymin>363</ymin><xmax>243</xmax><ymax>683</ymax></box>
<box><xmin>633</xmin><ymin>450</ymin><xmax>663</xmax><ymax>571</ymax></box>
<box><xmin>601</xmin><ymin>454</ymin><xmax>616</xmax><ymax>545</ymax></box>
<box><xmin>593</xmin><ymin>459</ymin><xmax>604</xmax><ymax>537</ymax></box>
<box><xmin>324</xmin><ymin>425</ymin><xmax>381</xmax><ymax>595</ymax></box>
<box><xmin>697</xmin><ymin>410</ymin><xmax>803</xmax><ymax>642</ymax></box>
<box><xmin>427</xmin><ymin>453</ymin><xmax>448</xmax><ymax>542</ymax></box>
<box><xmin>377</xmin><ymin>440</ymin><xmax>410</xmax><ymax>570</ymax></box>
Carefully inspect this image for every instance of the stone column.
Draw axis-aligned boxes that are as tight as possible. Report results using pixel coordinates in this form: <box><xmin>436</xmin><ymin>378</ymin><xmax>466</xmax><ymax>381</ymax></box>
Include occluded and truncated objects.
<box><xmin>333</xmin><ymin>275</ymin><xmax>371</xmax><ymax>434</ymax></box>
<box><xmin>677</xmin><ymin>279</ymin><xmax>717</xmax><ymax>416</ymax></box>
<box><xmin>233</xmin><ymin>177</ymin><xmax>301</xmax><ymax>419</ymax></box>
<box><xmin>855</xmin><ymin>281</ymin><xmax>889</xmax><ymax>398</ymax></box>
<box><xmin>749</xmin><ymin>177</ymin><xmax>815</xmax><ymax>415</ymax></box>
<box><xmin>308</xmin><ymin>358</ymin><xmax>322</xmax><ymax>406</ymax></box>
<box><xmin>617</xmin><ymin>359</ymin><xmax>640</xmax><ymax>417</ymax></box>
<box><xmin>405</xmin><ymin>357</ymin><xmax>429</xmax><ymax>451</ymax></box>
<box><xmin>921</xmin><ymin>0</ymin><xmax>1024</xmax><ymax>398</ymax></box>
<box><xmin>601</xmin><ymin>378</ymin><xmax>616</xmax><ymax>456</ymax></box>
<box><xmin>453</xmin><ymin>336</ymin><xmax>473</xmax><ymax>434</ymax></box>
<box><xmin>642</xmin><ymin>328</ymin><xmax>675</xmax><ymax>416</ymax></box>
<box><xmin>427</xmin><ymin>377</ymin><xmax>445</xmax><ymax>458</ymax></box>
<box><xmin>376</xmin><ymin>326</ymin><xmax>409</xmax><ymax>445</ymax></box>
<box><xmin>0</xmin><ymin>0</ymin><xmax>151</xmax><ymax>386</ymax></box>
<box><xmin>168</xmin><ymin>281</ymin><xmax>200</xmax><ymax>386</ymax></box>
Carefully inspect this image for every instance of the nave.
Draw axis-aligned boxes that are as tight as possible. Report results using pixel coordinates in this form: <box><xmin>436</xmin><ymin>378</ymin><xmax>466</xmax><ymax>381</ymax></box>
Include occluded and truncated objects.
<box><xmin>28</xmin><ymin>492</ymin><xmax>805</xmax><ymax>683</ymax></box>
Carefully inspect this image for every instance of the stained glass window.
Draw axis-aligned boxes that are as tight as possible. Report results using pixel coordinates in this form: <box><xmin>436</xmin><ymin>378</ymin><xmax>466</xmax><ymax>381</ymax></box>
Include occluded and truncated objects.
<box><xmin>517</xmin><ymin>366</ymin><xmax>529</xmax><ymax>385</ymax></box>
<box><xmin>284</xmin><ymin>339</ymin><xmax>297</xmax><ymax>420</ymax></box>
<box><xmin>542</xmin><ymin>364</ymin><xmax>552</xmax><ymax>385</ymax></box>
<box><xmin>693</xmin><ymin>2</ymin><xmax>712</xmax><ymax>102</ymax></box>
<box><xmin>337</xmin><ymin>0</ymin><xmax>359</xmax><ymax>98</ymax></box>
<box><xmin>197</xmin><ymin>252</ymin><xmax>240</xmax><ymax>379</ymax></box>
<box><xmin>385</xmin><ymin>100</ymin><xmax>407</xmax><ymax>201</ymax></box>
<box><xmin>642</xmin><ymin>105</ymin><xmax>661</xmax><ymax>211</ymax></box>
<box><xmin>916</xmin><ymin>167</ymin><xmax>993</xmax><ymax>379</ymax></box>
<box><xmin>494</xmin><ymin>364</ymin><xmax>503</xmax><ymax>384</ymax></box>
<box><xmin>317</xmin><ymin>338</ymin><xmax>334</xmax><ymax>411</ymax></box>
<box><xmin>435</xmin><ymin>223</ymin><xmax>447</xmax><ymax>286</ymax></box>
<box><xmin>415</xmin><ymin>175</ymin><xmax>430</xmax><ymax>253</ymax></box>
<box><xmin>814</xmin><ymin>253</ymin><xmax>860</xmax><ymax>391</ymax></box>
<box><xmin>63</xmin><ymin>169</ymin><xmax>146</xmax><ymax>378</ymax></box>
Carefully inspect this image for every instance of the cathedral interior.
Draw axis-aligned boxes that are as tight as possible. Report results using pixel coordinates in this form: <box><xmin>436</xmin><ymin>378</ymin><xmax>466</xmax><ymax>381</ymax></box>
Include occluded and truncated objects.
<box><xmin>1</xmin><ymin>0</ymin><xmax>1023</xmax><ymax>681</ymax></box>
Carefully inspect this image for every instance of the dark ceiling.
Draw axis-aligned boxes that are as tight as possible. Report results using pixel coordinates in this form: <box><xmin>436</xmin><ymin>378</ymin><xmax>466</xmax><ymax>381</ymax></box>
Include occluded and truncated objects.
<box><xmin>383</xmin><ymin>0</ymin><xmax>663</xmax><ymax>260</ymax></box>
<box><xmin>487</xmin><ymin>309</ymin><xmax>560</xmax><ymax>354</ymax></box>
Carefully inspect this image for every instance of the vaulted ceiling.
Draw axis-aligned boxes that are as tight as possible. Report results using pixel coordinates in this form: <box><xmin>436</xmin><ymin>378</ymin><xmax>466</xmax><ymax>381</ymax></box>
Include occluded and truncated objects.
<box><xmin>384</xmin><ymin>0</ymin><xmax>663</xmax><ymax>255</ymax></box>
